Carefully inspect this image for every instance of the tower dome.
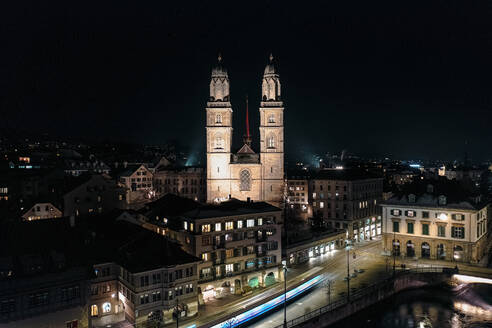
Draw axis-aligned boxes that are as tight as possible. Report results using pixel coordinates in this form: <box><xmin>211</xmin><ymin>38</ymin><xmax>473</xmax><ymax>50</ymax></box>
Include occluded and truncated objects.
<box><xmin>212</xmin><ymin>53</ymin><xmax>228</xmax><ymax>78</ymax></box>
<box><xmin>210</xmin><ymin>53</ymin><xmax>230</xmax><ymax>102</ymax></box>
<box><xmin>263</xmin><ymin>53</ymin><xmax>278</xmax><ymax>76</ymax></box>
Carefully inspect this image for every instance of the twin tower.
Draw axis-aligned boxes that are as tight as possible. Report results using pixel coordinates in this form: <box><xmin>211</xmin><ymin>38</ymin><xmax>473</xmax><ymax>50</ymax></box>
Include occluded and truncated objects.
<box><xmin>206</xmin><ymin>54</ymin><xmax>284</xmax><ymax>207</ymax></box>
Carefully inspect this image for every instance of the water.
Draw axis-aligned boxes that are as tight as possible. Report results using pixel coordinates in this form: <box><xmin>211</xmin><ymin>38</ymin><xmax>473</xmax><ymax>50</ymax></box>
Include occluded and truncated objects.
<box><xmin>332</xmin><ymin>283</ymin><xmax>492</xmax><ymax>328</ymax></box>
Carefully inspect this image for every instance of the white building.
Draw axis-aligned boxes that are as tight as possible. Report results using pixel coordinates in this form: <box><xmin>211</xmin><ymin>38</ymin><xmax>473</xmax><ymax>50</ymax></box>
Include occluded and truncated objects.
<box><xmin>381</xmin><ymin>182</ymin><xmax>490</xmax><ymax>264</ymax></box>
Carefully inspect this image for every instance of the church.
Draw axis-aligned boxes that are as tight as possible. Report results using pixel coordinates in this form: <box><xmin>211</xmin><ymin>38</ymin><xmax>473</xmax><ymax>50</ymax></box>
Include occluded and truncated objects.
<box><xmin>206</xmin><ymin>54</ymin><xmax>285</xmax><ymax>207</ymax></box>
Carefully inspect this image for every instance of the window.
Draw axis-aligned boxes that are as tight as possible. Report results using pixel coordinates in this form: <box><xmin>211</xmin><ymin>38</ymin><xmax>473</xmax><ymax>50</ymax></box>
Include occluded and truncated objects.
<box><xmin>268</xmin><ymin>114</ymin><xmax>275</xmax><ymax>123</ymax></box>
<box><xmin>422</xmin><ymin>224</ymin><xmax>429</xmax><ymax>235</ymax></box>
<box><xmin>407</xmin><ymin>222</ymin><xmax>414</xmax><ymax>234</ymax></box>
<box><xmin>257</xmin><ymin>218</ymin><xmax>263</xmax><ymax>226</ymax></box>
<box><xmin>451</xmin><ymin>226</ymin><xmax>465</xmax><ymax>239</ymax></box>
<box><xmin>202</xmin><ymin>235</ymin><xmax>212</xmax><ymax>246</ymax></box>
<box><xmin>237</xmin><ymin>220</ymin><xmax>243</xmax><ymax>229</ymax></box>
<box><xmin>214</xmin><ymin>135</ymin><xmax>224</xmax><ymax>149</ymax></box>
<box><xmin>320</xmin><ymin>202</ymin><xmax>324</xmax><ymax>209</ymax></box>
<box><xmin>391</xmin><ymin>209</ymin><xmax>401</xmax><ymax>216</ymax></box>
<box><xmin>247</xmin><ymin>219</ymin><xmax>255</xmax><ymax>227</ymax></box>
<box><xmin>422</xmin><ymin>211</ymin><xmax>429</xmax><ymax>219</ymax></box>
<box><xmin>225</xmin><ymin>221</ymin><xmax>233</xmax><ymax>230</ymax></box>
<box><xmin>215</xmin><ymin>114</ymin><xmax>222</xmax><ymax>124</ymax></box>
<box><xmin>406</xmin><ymin>211</ymin><xmax>415</xmax><ymax>217</ymax></box>
<box><xmin>452</xmin><ymin>214</ymin><xmax>464</xmax><ymax>221</ymax></box>
<box><xmin>240</xmin><ymin>170</ymin><xmax>251</xmax><ymax>191</ymax></box>
<box><xmin>202</xmin><ymin>224</ymin><xmax>211</xmax><ymax>233</ymax></box>
<box><xmin>226</xmin><ymin>249</ymin><xmax>234</xmax><ymax>258</ymax></box>
<box><xmin>215</xmin><ymin>223</ymin><xmax>222</xmax><ymax>232</ymax></box>
<box><xmin>225</xmin><ymin>264</ymin><xmax>234</xmax><ymax>273</ymax></box>
<box><xmin>267</xmin><ymin>134</ymin><xmax>275</xmax><ymax>148</ymax></box>
<box><xmin>152</xmin><ymin>291</ymin><xmax>161</xmax><ymax>302</ymax></box>
<box><xmin>393</xmin><ymin>221</ymin><xmax>399</xmax><ymax>233</ymax></box>
<box><xmin>102</xmin><ymin>302</ymin><xmax>111</xmax><ymax>313</ymax></box>
<box><xmin>183</xmin><ymin>221</ymin><xmax>188</xmax><ymax>230</ymax></box>
<box><xmin>91</xmin><ymin>304</ymin><xmax>98</xmax><ymax>316</ymax></box>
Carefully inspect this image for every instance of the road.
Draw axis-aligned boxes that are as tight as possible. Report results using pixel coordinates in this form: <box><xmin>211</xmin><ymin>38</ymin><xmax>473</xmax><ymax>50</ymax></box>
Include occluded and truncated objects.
<box><xmin>189</xmin><ymin>237</ymin><xmax>389</xmax><ymax>328</ymax></box>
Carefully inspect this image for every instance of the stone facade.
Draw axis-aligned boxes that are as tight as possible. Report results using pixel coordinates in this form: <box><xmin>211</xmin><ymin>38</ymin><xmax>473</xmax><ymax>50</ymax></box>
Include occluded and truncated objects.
<box><xmin>206</xmin><ymin>55</ymin><xmax>284</xmax><ymax>208</ymax></box>
<box><xmin>381</xmin><ymin>198</ymin><xmax>490</xmax><ymax>264</ymax></box>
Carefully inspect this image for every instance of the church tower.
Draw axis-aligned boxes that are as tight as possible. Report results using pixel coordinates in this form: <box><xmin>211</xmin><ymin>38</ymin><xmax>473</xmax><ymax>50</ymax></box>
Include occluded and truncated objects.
<box><xmin>259</xmin><ymin>54</ymin><xmax>284</xmax><ymax>207</ymax></box>
<box><xmin>206</xmin><ymin>55</ymin><xmax>232</xmax><ymax>201</ymax></box>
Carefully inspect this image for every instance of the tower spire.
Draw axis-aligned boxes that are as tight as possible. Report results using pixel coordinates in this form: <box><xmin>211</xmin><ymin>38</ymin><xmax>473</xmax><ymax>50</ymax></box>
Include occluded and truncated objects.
<box><xmin>243</xmin><ymin>95</ymin><xmax>252</xmax><ymax>146</ymax></box>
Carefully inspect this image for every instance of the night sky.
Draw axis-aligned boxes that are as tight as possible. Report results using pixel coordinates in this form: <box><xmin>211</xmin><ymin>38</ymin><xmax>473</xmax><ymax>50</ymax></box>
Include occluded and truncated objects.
<box><xmin>1</xmin><ymin>1</ymin><xmax>491</xmax><ymax>161</ymax></box>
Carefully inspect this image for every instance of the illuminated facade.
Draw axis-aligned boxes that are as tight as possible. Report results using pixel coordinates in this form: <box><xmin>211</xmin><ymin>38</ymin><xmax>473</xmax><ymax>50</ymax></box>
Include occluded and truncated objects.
<box><xmin>206</xmin><ymin>55</ymin><xmax>284</xmax><ymax>208</ymax></box>
<box><xmin>381</xmin><ymin>186</ymin><xmax>490</xmax><ymax>263</ymax></box>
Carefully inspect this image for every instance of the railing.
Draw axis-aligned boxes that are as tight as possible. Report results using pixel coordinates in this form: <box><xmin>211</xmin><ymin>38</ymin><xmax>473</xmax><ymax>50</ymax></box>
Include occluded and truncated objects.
<box><xmin>273</xmin><ymin>267</ymin><xmax>456</xmax><ymax>328</ymax></box>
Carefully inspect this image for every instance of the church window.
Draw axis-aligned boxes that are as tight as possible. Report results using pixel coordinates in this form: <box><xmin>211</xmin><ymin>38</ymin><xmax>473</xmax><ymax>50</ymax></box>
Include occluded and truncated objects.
<box><xmin>240</xmin><ymin>170</ymin><xmax>251</xmax><ymax>191</ymax></box>
<box><xmin>267</xmin><ymin>134</ymin><xmax>275</xmax><ymax>148</ymax></box>
<box><xmin>268</xmin><ymin>114</ymin><xmax>275</xmax><ymax>123</ymax></box>
<box><xmin>215</xmin><ymin>114</ymin><xmax>222</xmax><ymax>124</ymax></box>
<box><xmin>214</xmin><ymin>136</ymin><xmax>224</xmax><ymax>149</ymax></box>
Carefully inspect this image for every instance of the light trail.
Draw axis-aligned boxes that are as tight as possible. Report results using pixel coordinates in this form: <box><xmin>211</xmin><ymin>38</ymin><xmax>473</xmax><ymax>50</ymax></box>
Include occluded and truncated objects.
<box><xmin>210</xmin><ymin>274</ymin><xmax>325</xmax><ymax>328</ymax></box>
<box><xmin>453</xmin><ymin>274</ymin><xmax>492</xmax><ymax>285</ymax></box>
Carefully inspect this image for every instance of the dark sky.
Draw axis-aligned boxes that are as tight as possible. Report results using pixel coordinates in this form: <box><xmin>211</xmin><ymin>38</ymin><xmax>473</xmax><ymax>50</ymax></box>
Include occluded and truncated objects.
<box><xmin>1</xmin><ymin>1</ymin><xmax>491</xmax><ymax>161</ymax></box>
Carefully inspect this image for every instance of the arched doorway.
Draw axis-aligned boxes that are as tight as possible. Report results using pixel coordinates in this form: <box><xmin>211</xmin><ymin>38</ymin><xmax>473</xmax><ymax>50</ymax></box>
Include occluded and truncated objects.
<box><xmin>392</xmin><ymin>239</ymin><xmax>400</xmax><ymax>256</ymax></box>
<box><xmin>454</xmin><ymin>245</ymin><xmax>464</xmax><ymax>262</ymax></box>
<box><xmin>406</xmin><ymin>240</ymin><xmax>415</xmax><ymax>257</ymax></box>
<box><xmin>421</xmin><ymin>242</ymin><xmax>430</xmax><ymax>258</ymax></box>
<box><xmin>265</xmin><ymin>272</ymin><xmax>276</xmax><ymax>286</ymax></box>
<box><xmin>437</xmin><ymin>244</ymin><xmax>446</xmax><ymax>260</ymax></box>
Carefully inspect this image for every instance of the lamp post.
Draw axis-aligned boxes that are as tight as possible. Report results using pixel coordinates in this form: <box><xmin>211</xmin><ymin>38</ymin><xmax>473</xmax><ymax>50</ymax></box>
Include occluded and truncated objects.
<box><xmin>282</xmin><ymin>260</ymin><xmax>287</xmax><ymax>328</ymax></box>
<box><xmin>392</xmin><ymin>230</ymin><xmax>396</xmax><ymax>276</ymax></box>
<box><xmin>173</xmin><ymin>298</ymin><xmax>179</xmax><ymax>328</ymax></box>
<box><xmin>346</xmin><ymin>247</ymin><xmax>350</xmax><ymax>302</ymax></box>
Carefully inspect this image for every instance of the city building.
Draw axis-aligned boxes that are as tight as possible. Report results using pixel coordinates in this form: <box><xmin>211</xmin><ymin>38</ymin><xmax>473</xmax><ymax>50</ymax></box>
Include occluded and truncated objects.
<box><xmin>89</xmin><ymin>220</ymin><xmax>200</xmax><ymax>328</ymax></box>
<box><xmin>64</xmin><ymin>160</ymin><xmax>111</xmax><ymax>177</ymax></box>
<box><xmin>309</xmin><ymin>169</ymin><xmax>384</xmax><ymax>243</ymax></box>
<box><xmin>285</xmin><ymin>230</ymin><xmax>345</xmax><ymax>265</ymax></box>
<box><xmin>381</xmin><ymin>180</ymin><xmax>491</xmax><ymax>264</ymax></box>
<box><xmin>21</xmin><ymin>202</ymin><xmax>62</xmax><ymax>221</ymax></box>
<box><xmin>286</xmin><ymin>170</ymin><xmax>310</xmax><ymax>220</ymax></box>
<box><xmin>206</xmin><ymin>54</ymin><xmax>284</xmax><ymax>207</ymax></box>
<box><xmin>117</xmin><ymin>164</ymin><xmax>155</xmax><ymax>206</ymax></box>
<box><xmin>63</xmin><ymin>174</ymin><xmax>126</xmax><ymax>217</ymax></box>
<box><xmin>137</xmin><ymin>194</ymin><xmax>283</xmax><ymax>303</ymax></box>
<box><xmin>153</xmin><ymin>166</ymin><xmax>206</xmax><ymax>202</ymax></box>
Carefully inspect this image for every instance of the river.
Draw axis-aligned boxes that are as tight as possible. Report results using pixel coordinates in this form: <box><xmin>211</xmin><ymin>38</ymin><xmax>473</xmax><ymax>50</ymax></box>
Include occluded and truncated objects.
<box><xmin>332</xmin><ymin>283</ymin><xmax>492</xmax><ymax>328</ymax></box>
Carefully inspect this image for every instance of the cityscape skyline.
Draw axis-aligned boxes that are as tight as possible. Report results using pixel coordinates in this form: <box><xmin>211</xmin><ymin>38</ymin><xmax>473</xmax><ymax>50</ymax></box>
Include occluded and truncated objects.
<box><xmin>1</xmin><ymin>1</ymin><xmax>491</xmax><ymax>161</ymax></box>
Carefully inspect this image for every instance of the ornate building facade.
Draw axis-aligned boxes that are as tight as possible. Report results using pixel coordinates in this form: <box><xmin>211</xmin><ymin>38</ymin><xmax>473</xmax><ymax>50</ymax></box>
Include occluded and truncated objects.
<box><xmin>206</xmin><ymin>55</ymin><xmax>284</xmax><ymax>207</ymax></box>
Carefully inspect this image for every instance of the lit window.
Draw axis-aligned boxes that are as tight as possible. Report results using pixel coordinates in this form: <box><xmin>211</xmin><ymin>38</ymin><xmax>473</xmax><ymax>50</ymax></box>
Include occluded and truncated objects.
<box><xmin>184</xmin><ymin>221</ymin><xmax>188</xmax><ymax>230</ymax></box>
<box><xmin>257</xmin><ymin>218</ymin><xmax>263</xmax><ymax>226</ymax></box>
<box><xmin>215</xmin><ymin>223</ymin><xmax>222</xmax><ymax>231</ymax></box>
<box><xmin>202</xmin><ymin>224</ymin><xmax>211</xmax><ymax>233</ymax></box>
<box><xmin>267</xmin><ymin>135</ymin><xmax>275</xmax><ymax>148</ymax></box>
<box><xmin>225</xmin><ymin>221</ymin><xmax>233</xmax><ymax>230</ymax></box>
<box><xmin>91</xmin><ymin>304</ymin><xmax>98</xmax><ymax>316</ymax></box>
<box><xmin>247</xmin><ymin>219</ymin><xmax>255</xmax><ymax>227</ymax></box>
<box><xmin>320</xmin><ymin>202</ymin><xmax>324</xmax><ymax>209</ymax></box>
<box><xmin>202</xmin><ymin>253</ymin><xmax>209</xmax><ymax>261</ymax></box>
<box><xmin>225</xmin><ymin>264</ymin><xmax>234</xmax><ymax>273</ymax></box>
<box><xmin>190</xmin><ymin>223</ymin><xmax>194</xmax><ymax>231</ymax></box>
<box><xmin>237</xmin><ymin>220</ymin><xmax>243</xmax><ymax>228</ymax></box>
<box><xmin>102</xmin><ymin>302</ymin><xmax>111</xmax><ymax>313</ymax></box>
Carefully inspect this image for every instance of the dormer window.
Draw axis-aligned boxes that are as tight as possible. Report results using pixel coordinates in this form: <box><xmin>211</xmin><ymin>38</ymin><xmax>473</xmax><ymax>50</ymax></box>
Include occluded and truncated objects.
<box><xmin>408</xmin><ymin>194</ymin><xmax>416</xmax><ymax>203</ymax></box>
<box><xmin>438</xmin><ymin>195</ymin><xmax>447</xmax><ymax>205</ymax></box>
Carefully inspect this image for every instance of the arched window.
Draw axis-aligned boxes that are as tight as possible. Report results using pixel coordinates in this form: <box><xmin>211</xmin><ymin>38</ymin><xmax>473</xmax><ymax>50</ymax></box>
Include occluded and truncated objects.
<box><xmin>214</xmin><ymin>135</ymin><xmax>224</xmax><ymax>149</ymax></box>
<box><xmin>102</xmin><ymin>302</ymin><xmax>111</xmax><ymax>313</ymax></box>
<box><xmin>268</xmin><ymin>114</ymin><xmax>275</xmax><ymax>123</ymax></box>
<box><xmin>215</xmin><ymin>114</ymin><xmax>222</xmax><ymax>124</ymax></box>
<box><xmin>240</xmin><ymin>170</ymin><xmax>251</xmax><ymax>191</ymax></box>
<box><xmin>267</xmin><ymin>134</ymin><xmax>275</xmax><ymax>148</ymax></box>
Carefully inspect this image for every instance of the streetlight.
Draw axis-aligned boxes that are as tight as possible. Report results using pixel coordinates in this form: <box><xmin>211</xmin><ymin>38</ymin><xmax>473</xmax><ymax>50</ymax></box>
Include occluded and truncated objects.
<box><xmin>346</xmin><ymin>247</ymin><xmax>350</xmax><ymax>302</ymax></box>
<box><xmin>282</xmin><ymin>260</ymin><xmax>287</xmax><ymax>328</ymax></box>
